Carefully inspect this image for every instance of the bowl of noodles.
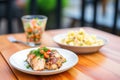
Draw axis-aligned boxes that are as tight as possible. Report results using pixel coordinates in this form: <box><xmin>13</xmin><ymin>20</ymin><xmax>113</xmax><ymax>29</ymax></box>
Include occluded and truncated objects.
<box><xmin>53</xmin><ymin>29</ymin><xmax>108</xmax><ymax>54</ymax></box>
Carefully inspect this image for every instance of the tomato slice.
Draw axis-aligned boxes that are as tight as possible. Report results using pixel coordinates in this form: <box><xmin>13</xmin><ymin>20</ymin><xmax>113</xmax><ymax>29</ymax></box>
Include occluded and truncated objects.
<box><xmin>46</xmin><ymin>50</ymin><xmax>51</xmax><ymax>54</ymax></box>
<box><xmin>44</xmin><ymin>53</ymin><xmax>49</xmax><ymax>58</ymax></box>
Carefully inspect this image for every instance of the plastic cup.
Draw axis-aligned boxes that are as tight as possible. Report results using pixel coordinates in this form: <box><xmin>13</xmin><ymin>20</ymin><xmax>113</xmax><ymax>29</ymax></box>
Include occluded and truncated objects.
<box><xmin>21</xmin><ymin>15</ymin><xmax>47</xmax><ymax>45</ymax></box>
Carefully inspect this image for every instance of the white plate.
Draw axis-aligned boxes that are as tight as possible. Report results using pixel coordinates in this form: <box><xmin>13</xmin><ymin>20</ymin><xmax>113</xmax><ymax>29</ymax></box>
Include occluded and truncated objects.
<box><xmin>53</xmin><ymin>34</ymin><xmax>108</xmax><ymax>54</ymax></box>
<box><xmin>9</xmin><ymin>47</ymin><xmax>78</xmax><ymax>75</ymax></box>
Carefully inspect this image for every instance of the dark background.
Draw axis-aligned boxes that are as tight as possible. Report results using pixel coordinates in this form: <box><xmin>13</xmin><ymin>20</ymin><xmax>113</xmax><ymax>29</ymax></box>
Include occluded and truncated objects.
<box><xmin>0</xmin><ymin>0</ymin><xmax>120</xmax><ymax>35</ymax></box>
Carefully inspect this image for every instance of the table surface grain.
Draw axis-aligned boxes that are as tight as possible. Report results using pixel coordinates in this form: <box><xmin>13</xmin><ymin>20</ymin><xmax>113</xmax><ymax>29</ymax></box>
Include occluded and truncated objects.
<box><xmin>0</xmin><ymin>27</ymin><xmax>120</xmax><ymax>80</ymax></box>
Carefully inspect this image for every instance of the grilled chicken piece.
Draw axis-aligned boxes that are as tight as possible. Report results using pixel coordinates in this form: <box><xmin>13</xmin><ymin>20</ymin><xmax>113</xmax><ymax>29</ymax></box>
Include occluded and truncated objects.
<box><xmin>53</xmin><ymin>50</ymin><xmax>66</xmax><ymax>64</ymax></box>
<box><xmin>27</xmin><ymin>54</ymin><xmax>45</xmax><ymax>71</ymax></box>
<box><xmin>31</xmin><ymin>56</ymin><xmax>45</xmax><ymax>71</ymax></box>
<box><xmin>45</xmin><ymin>57</ymin><xmax>58</xmax><ymax>70</ymax></box>
<box><xmin>27</xmin><ymin>53</ymin><xmax>35</xmax><ymax>64</ymax></box>
<box><xmin>45</xmin><ymin>50</ymin><xmax>66</xmax><ymax>70</ymax></box>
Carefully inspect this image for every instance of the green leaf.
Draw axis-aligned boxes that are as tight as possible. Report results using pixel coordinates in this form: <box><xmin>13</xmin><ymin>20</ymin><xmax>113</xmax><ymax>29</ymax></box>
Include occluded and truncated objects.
<box><xmin>26</xmin><ymin>64</ymin><xmax>31</xmax><ymax>69</ymax></box>
<box><xmin>41</xmin><ymin>47</ymin><xmax>49</xmax><ymax>52</ymax></box>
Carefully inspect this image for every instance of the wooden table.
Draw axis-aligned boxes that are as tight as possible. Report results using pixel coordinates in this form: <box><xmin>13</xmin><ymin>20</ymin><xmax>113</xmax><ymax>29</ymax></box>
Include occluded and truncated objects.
<box><xmin>0</xmin><ymin>27</ymin><xmax>120</xmax><ymax>80</ymax></box>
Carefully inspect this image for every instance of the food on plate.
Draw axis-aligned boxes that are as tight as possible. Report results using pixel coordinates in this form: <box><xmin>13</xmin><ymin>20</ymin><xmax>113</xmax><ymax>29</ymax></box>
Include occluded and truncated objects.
<box><xmin>61</xmin><ymin>29</ymin><xmax>104</xmax><ymax>46</ymax></box>
<box><xmin>26</xmin><ymin>47</ymin><xmax>66</xmax><ymax>71</ymax></box>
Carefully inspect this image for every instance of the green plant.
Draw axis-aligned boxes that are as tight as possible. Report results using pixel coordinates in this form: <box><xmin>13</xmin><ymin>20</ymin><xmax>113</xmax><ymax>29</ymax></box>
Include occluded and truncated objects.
<box><xmin>26</xmin><ymin>0</ymin><xmax>68</xmax><ymax>14</ymax></box>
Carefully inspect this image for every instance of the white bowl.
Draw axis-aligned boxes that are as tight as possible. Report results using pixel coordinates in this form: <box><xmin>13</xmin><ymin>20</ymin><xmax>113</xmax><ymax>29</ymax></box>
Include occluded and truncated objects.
<box><xmin>53</xmin><ymin>34</ymin><xmax>108</xmax><ymax>54</ymax></box>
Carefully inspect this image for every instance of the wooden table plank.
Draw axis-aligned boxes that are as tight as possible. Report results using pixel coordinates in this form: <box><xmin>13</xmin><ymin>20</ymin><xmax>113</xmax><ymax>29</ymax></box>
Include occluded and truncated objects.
<box><xmin>0</xmin><ymin>52</ymin><xmax>17</xmax><ymax>80</ymax></box>
<box><xmin>0</xmin><ymin>27</ymin><xmax>120</xmax><ymax>80</ymax></box>
<box><xmin>0</xmin><ymin>34</ymin><xmax>39</xmax><ymax>80</ymax></box>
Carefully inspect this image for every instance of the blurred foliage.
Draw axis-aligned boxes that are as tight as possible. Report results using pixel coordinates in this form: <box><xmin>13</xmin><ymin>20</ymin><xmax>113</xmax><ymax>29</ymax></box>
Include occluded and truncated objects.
<box><xmin>26</xmin><ymin>0</ymin><xmax>68</xmax><ymax>14</ymax></box>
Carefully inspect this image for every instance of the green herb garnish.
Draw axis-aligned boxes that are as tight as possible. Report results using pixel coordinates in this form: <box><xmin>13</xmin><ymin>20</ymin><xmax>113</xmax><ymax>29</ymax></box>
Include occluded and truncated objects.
<box><xmin>40</xmin><ymin>54</ymin><xmax>44</xmax><ymax>58</ymax></box>
<box><xmin>26</xmin><ymin>64</ymin><xmax>30</xmax><ymax>69</ymax></box>
<box><xmin>41</xmin><ymin>47</ymin><xmax>49</xmax><ymax>52</ymax></box>
<box><xmin>30</xmin><ymin>48</ymin><xmax>44</xmax><ymax>58</ymax></box>
<box><xmin>63</xmin><ymin>59</ymin><xmax>67</xmax><ymax>63</ymax></box>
